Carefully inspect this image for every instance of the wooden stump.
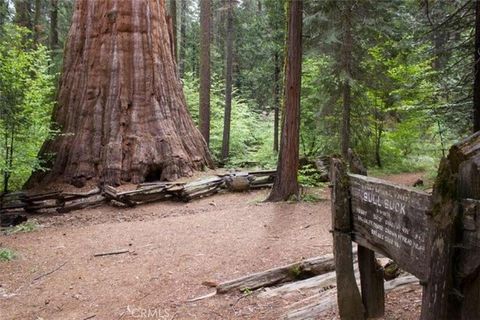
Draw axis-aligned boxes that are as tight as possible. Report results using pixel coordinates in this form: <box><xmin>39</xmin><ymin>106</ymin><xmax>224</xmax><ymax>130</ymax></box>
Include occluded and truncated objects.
<box><xmin>421</xmin><ymin>132</ymin><xmax>480</xmax><ymax>320</ymax></box>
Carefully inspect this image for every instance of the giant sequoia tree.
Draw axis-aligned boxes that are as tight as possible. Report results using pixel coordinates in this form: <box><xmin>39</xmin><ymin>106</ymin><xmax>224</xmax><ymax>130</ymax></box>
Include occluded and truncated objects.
<box><xmin>27</xmin><ymin>0</ymin><xmax>212</xmax><ymax>188</ymax></box>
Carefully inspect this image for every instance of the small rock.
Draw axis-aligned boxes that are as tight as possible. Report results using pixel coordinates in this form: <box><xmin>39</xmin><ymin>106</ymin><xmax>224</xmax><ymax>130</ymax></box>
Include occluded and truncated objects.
<box><xmin>413</xmin><ymin>179</ymin><xmax>424</xmax><ymax>187</ymax></box>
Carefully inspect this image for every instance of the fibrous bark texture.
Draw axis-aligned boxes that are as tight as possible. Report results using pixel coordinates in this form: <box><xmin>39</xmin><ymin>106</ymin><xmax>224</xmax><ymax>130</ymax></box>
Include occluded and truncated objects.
<box><xmin>267</xmin><ymin>0</ymin><xmax>302</xmax><ymax>202</ymax></box>
<box><xmin>28</xmin><ymin>0</ymin><xmax>213</xmax><ymax>188</ymax></box>
<box><xmin>199</xmin><ymin>0</ymin><xmax>211</xmax><ymax>146</ymax></box>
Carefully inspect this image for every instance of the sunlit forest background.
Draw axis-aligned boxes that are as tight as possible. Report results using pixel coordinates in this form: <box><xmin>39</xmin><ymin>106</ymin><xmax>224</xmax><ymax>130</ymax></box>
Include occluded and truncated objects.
<box><xmin>0</xmin><ymin>0</ymin><xmax>475</xmax><ymax>190</ymax></box>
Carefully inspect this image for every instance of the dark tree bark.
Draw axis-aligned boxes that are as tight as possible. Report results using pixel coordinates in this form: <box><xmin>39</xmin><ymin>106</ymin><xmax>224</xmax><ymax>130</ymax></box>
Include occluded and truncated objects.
<box><xmin>168</xmin><ymin>0</ymin><xmax>177</xmax><ymax>62</ymax></box>
<box><xmin>33</xmin><ymin>0</ymin><xmax>41</xmax><ymax>44</ymax></box>
<box><xmin>273</xmin><ymin>52</ymin><xmax>280</xmax><ymax>153</ymax></box>
<box><xmin>221</xmin><ymin>0</ymin><xmax>234</xmax><ymax>162</ymax></box>
<box><xmin>0</xmin><ymin>0</ymin><xmax>8</xmax><ymax>27</ymax></box>
<box><xmin>199</xmin><ymin>0</ymin><xmax>211</xmax><ymax>146</ymax></box>
<box><xmin>49</xmin><ymin>0</ymin><xmax>59</xmax><ymax>51</ymax></box>
<box><xmin>179</xmin><ymin>0</ymin><xmax>187</xmax><ymax>77</ymax></box>
<box><xmin>27</xmin><ymin>0</ymin><xmax>213</xmax><ymax>188</ymax></box>
<box><xmin>266</xmin><ymin>0</ymin><xmax>302</xmax><ymax>202</ymax></box>
<box><xmin>340</xmin><ymin>1</ymin><xmax>353</xmax><ymax>160</ymax></box>
<box><xmin>14</xmin><ymin>0</ymin><xmax>33</xmax><ymax>30</ymax></box>
<box><xmin>474</xmin><ymin>0</ymin><xmax>480</xmax><ymax>132</ymax></box>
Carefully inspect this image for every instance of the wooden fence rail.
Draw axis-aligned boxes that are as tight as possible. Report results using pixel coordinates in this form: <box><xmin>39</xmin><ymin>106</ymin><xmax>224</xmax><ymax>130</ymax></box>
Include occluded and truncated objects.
<box><xmin>0</xmin><ymin>170</ymin><xmax>277</xmax><ymax>223</ymax></box>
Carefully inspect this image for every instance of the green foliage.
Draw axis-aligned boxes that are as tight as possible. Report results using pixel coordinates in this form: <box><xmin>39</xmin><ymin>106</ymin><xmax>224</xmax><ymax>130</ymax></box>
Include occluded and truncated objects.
<box><xmin>0</xmin><ymin>248</ymin><xmax>16</xmax><ymax>262</ymax></box>
<box><xmin>183</xmin><ymin>72</ymin><xmax>276</xmax><ymax>168</ymax></box>
<box><xmin>298</xmin><ymin>164</ymin><xmax>323</xmax><ymax>188</ymax></box>
<box><xmin>300</xmin><ymin>193</ymin><xmax>322</xmax><ymax>203</ymax></box>
<box><xmin>4</xmin><ymin>219</ymin><xmax>39</xmax><ymax>235</ymax></box>
<box><xmin>0</xmin><ymin>24</ymin><xmax>55</xmax><ymax>191</ymax></box>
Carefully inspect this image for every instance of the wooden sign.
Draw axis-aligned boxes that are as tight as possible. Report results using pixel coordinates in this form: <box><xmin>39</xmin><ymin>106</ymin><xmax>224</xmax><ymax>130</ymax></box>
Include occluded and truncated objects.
<box><xmin>349</xmin><ymin>174</ymin><xmax>431</xmax><ymax>281</ymax></box>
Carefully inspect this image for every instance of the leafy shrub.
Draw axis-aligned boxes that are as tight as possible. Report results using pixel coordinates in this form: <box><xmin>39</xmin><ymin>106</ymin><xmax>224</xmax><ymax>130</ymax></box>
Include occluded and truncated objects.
<box><xmin>298</xmin><ymin>164</ymin><xmax>323</xmax><ymax>187</ymax></box>
<box><xmin>0</xmin><ymin>24</ymin><xmax>55</xmax><ymax>191</ymax></box>
<box><xmin>4</xmin><ymin>219</ymin><xmax>39</xmax><ymax>235</ymax></box>
<box><xmin>0</xmin><ymin>248</ymin><xmax>16</xmax><ymax>262</ymax></box>
<box><xmin>183</xmin><ymin>72</ymin><xmax>276</xmax><ymax>168</ymax></box>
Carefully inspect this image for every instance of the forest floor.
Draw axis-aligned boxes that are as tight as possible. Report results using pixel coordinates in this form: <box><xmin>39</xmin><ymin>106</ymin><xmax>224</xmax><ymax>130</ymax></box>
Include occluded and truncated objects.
<box><xmin>0</xmin><ymin>172</ymin><xmax>426</xmax><ymax>320</ymax></box>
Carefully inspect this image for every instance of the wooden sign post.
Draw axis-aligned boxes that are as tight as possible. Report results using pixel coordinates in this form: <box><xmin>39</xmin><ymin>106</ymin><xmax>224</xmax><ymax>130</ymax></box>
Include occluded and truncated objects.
<box><xmin>331</xmin><ymin>131</ymin><xmax>480</xmax><ymax>320</ymax></box>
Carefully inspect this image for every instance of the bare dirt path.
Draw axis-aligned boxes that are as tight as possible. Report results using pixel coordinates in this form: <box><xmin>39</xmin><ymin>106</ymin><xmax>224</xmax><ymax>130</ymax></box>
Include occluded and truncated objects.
<box><xmin>0</xmin><ymin>173</ymin><xmax>424</xmax><ymax>320</ymax></box>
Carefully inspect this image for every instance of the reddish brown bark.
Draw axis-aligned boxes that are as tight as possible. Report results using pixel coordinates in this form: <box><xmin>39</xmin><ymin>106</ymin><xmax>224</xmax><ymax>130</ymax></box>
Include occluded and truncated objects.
<box><xmin>266</xmin><ymin>0</ymin><xmax>302</xmax><ymax>202</ymax></box>
<box><xmin>221</xmin><ymin>0</ymin><xmax>234</xmax><ymax>162</ymax></box>
<box><xmin>199</xmin><ymin>0</ymin><xmax>211</xmax><ymax>146</ymax></box>
<box><xmin>27</xmin><ymin>0</ymin><xmax>213</xmax><ymax>188</ymax></box>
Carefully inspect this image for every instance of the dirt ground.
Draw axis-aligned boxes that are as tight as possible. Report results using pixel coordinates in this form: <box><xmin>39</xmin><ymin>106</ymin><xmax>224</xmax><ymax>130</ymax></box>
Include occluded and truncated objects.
<box><xmin>0</xmin><ymin>172</ymin><xmax>426</xmax><ymax>320</ymax></box>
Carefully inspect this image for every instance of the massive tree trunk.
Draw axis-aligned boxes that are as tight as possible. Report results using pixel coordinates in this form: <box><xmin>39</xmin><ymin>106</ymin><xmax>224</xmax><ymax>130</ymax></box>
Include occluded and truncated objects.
<box><xmin>266</xmin><ymin>0</ymin><xmax>302</xmax><ymax>202</ymax></box>
<box><xmin>27</xmin><ymin>0</ymin><xmax>213</xmax><ymax>188</ymax></box>
<box><xmin>221</xmin><ymin>0</ymin><xmax>234</xmax><ymax>162</ymax></box>
<box><xmin>199</xmin><ymin>0</ymin><xmax>211</xmax><ymax>146</ymax></box>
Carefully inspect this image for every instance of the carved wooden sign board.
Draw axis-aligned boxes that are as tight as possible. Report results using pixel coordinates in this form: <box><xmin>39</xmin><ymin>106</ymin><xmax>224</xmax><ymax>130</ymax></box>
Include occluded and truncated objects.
<box><xmin>349</xmin><ymin>174</ymin><xmax>432</xmax><ymax>281</ymax></box>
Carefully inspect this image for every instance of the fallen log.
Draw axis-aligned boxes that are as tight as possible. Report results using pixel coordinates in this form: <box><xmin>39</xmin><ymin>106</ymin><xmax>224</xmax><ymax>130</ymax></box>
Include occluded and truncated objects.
<box><xmin>284</xmin><ymin>275</ymin><xmax>419</xmax><ymax>320</ymax></box>
<box><xmin>216</xmin><ymin>253</ymin><xmax>336</xmax><ymax>294</ymax></box>
<box><xmin>259</xmin><ymin>262</ymin><xmax>360</xmax><ymax>299</ymax></box>
<box><xmin>258</xmin><ymin>270</ymin><xmax>337</xmax><ymax>299</ymax></box>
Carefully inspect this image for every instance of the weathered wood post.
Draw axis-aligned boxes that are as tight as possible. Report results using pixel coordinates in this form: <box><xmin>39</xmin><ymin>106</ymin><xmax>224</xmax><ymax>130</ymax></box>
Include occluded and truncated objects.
<box><xmin>348</xmin><ymin>149</ymin><xmax>385</xmax><ymax>318</ymax></box>
<box><xmin>331</xmin><ymin>158</ymin><xmax>365</xmax><ymax>319</ymax></box>
<box><xmin>455</xmin><ymin>134</ymin><xmax>480</xmax><ymax>320</ymax></box>
<box><xmin>421</xmin><ymin>132</ymin><xmax>480</xmax><ymax>320</ymax></box>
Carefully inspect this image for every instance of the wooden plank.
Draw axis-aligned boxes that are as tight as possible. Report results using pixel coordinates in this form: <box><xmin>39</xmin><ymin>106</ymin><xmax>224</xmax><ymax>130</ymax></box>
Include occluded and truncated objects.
<box><xmin>348</xmin><ymin>149</ymin><xmax>385</xmax><ymax>319</ymax></box>
<box><xmin>57</xmin><ymin>195</ymin><xmax>105</xmax><ymax>213</ymax></box>
<box><xmin>24</xmin><ymin>191</ymin><xmax>61</xmax><ymax>202</ymax></box>
<box><xmin>349</xmin><ymin>174</ymin><xmax>431</xmax><ymax>281</ymax></box>
<box><xmin>331</xmin><ymin>159</ymin><xmax>365</xmax><ymax>319</ymax></box>
<box><xmin>284</xmin><ymin>275</ymin><xmax>418</xmax><ymax>320</ymax></box>
<box><xmin>358</xmin><ymin>246</ymin><xmax>385</xmax><ymax>318</ymax></box>
<box><xmin>257</xmin><ymin>270</ymin><xmax>337</xmax><ymax>298</ymax></box>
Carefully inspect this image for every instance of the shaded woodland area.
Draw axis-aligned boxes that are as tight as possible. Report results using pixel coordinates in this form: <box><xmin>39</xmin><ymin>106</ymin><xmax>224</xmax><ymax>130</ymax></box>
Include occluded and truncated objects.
<box><xmin>0</xmin><ymin>0</ymin><xmax>478</xmax><ymax>194</ymax></box>
<box><xmin>2</xmin><ymin>1</ymin><xmax>480</xmax><ymax>320</ymax></box>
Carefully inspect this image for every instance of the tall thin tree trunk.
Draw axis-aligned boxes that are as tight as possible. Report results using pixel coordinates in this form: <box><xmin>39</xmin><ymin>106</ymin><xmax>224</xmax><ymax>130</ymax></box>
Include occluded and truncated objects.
<box><xmin>200</xmin><ymin>0</ymin><xmax>211</xmax><ymax>146</ymax></box>
<box><xmin>267</xmin><ymin>0</ymin><xmax>302</xmax><ymax>202</ymax></box>
<box><xmin>14</xmin><ymin>0</ymin><xmax>32</xmax><ymax>30</ymax></box>
<box><xmin>340</xmin><ymin>1</ymin><xmax>353</xmax><ymax>160</ymax></box>
<box><xmin>179</xmin><ymin>0</ymin><xmax>187</xmax><ymax>77</ymax></box>
<box><xmin>27</xmin><ymin>0</ymin><xmax>213</xmax><ymax>188</ymax></box>
<box><xmin>474</xmin><ymin>0</ymin><xmax>480</xmax><ymax>132</ymax></box>
<box><xmin>273</xmin><ymin>52</ymin><xmax>280</xmax><ymax>152</ymax></box>
<box><xmin>0</xmin><ymin>0</ymin><xmax>8</xmax><ymax>28</ymax></box>
<box><xmin>33</xmin><ymin>0</ymin><xmax>41</xmax><ymax>44</ymax></box>
<box><xmin>169</xmin><ymin>0</ymin><xmax>177</xmax><ymax>62</ymax></box>
<box><xmin>50</xmin><ymin>0</ymin><xmax>59</xmax><ymax>51</ymax></box>
<box><xmin>221</xmin><ymin>0</ymin><xmax>234</xmax><ymax>162</ymax></box>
